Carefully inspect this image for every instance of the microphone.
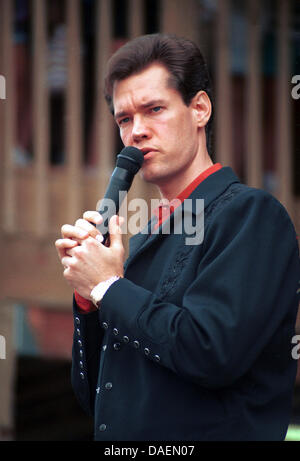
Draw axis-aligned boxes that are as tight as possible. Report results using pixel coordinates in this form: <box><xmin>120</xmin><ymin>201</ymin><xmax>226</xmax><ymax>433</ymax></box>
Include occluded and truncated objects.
<box><xmin>96</xmin><ymin>146</ymin><xmax>144</xmax><ymax>243</ymax></box>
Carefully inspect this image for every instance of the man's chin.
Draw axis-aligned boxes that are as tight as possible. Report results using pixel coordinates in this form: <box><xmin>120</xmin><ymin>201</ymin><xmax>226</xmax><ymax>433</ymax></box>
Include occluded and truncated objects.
<box><xmin>139</xmin><ymin>168</ymin><xmax>163</xmax><ymax>185</ymax></box>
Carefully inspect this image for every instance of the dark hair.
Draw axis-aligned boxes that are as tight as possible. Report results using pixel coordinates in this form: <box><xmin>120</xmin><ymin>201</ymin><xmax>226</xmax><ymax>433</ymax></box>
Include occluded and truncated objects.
<box><xmin>104</xmin><ymin>33</ymin><xmax>214</xmax><ymax>154</ymax></box>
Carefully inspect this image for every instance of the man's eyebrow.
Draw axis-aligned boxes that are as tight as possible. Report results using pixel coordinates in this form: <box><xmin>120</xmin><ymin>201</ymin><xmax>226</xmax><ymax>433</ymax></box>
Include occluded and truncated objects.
<box><xmin>114</xmin><ymin>110</ymin><xmax>128</xmax><ymax>120</ymax></box>
<box><xmin>114</xmin><ymin>100</ymin><xmax>165</xmax><ymax>120</ymax></box>
<box><xmin>140</xmin><ymin>99</ymin><xmax>165</xmax><ymax>109</ymax></box>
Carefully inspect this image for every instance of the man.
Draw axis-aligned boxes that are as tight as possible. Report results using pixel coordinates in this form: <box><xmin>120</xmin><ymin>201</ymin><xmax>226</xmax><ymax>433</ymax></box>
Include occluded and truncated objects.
<box><xmin>55</xmin><ymin>34</ymin><xmax>300</xmax><ymax>441</ymax></box>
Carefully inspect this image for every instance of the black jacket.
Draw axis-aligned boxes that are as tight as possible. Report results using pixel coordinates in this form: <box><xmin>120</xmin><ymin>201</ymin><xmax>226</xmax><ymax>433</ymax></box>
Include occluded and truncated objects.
<box><xmin>71</xmin><ymin>167</ymin><xmax>300</xmax><ymax>441</ymax></box>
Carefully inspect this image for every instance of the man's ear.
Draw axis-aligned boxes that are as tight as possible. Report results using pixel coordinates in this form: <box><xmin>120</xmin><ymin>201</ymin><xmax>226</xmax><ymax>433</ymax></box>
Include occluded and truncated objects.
<box><xmin>191</xmin><ymin>91</ymin><xmax>212</xmax><ymax>128</ymax></box>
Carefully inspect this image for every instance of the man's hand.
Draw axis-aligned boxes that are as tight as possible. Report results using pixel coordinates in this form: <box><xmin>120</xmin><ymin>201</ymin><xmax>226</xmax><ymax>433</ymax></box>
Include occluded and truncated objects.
<box><xmin>55</xmin><ymin>213</ymin><xmax>125</xmax><ymax>299</ymax></box>
<box><xmin>55</xmin><ymin>211</ymin><xmax>102</xmax><ymax>266</ymax></box>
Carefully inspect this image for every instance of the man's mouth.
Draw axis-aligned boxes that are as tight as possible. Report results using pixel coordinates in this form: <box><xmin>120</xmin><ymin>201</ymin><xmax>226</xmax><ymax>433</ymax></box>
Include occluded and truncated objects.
<box><xmin>141</xmin><ymin>148</ymin><xmax>156</xmax><ymax>158</ymax></box>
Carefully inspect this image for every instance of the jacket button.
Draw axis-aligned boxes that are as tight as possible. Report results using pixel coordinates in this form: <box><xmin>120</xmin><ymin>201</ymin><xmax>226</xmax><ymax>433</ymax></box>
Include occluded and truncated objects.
<box><xmin>102</xmin><ymin>322</ymin><xmax>108</xmax><ymax>329</ymax></box>
<box><xmin>77</xmin><ymin>340</ymin><xmax>82</xmax><ymax>347</ymax></box>
<box><xmin>99</xmin><ymin>424</ymin><xmax>107</xmax><ymax>432</ymax></box>
<box><xmin>76</xmin><ymin>328</ymin><xmax>81</xmax><ymax>336</ymax></box>
<box><xmin>80</xmin><ymin>372</ymin><xmax>84</xmax><ymax>380</ymax></box>
<box><xmin>144</xmin><ymin>348</ymin><xmax>150</xmax><ymax>356</ymax></box>
<box><xmin>154</xmin><ymin>355</ymin><xmax>161</xmax><ymax>362</ymax></box>
<box><xmin>79</xmin><ymin>349</ymin><xmax>83</xmax><ymax>358</ymax></box>
<box><xmin>79</xmin><ymin>361</ymin><xmax>84</xmax><ymax>369</ymax></box>
<box><xmin>105</xmin><ymin>382</ymin><xmax>113</xmax><ymax>390</ymax></box>
<box><xmin>123</xmin><ymin>335</ymin><xmax>129</xmax><ymax>343</ymax></box>
<box><xmin>75</xmin><ymin>317</ymin><xmax>80</xmax><ymax>325</ymax></box>
<box><xmin>113</xmin><ymin>342</ymin><xmax>121</xmax><ymax>351</ymax></box>
<box><xmin>133</xmin><ymin>340</ymin><xmax>140</xmax><ymax>349</ymax></box>
<box><xmin>113</xmin><ymin>328</ymin><xmax>119</xmax><ymax>336</ymax></box>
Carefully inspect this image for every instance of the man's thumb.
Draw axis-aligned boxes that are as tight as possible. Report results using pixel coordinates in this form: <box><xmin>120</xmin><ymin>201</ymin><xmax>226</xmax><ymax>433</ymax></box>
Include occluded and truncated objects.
<box><xmin>108</xmin><ymin>215</ymin><xmax>124</xmax><ymax>247</ymax></box>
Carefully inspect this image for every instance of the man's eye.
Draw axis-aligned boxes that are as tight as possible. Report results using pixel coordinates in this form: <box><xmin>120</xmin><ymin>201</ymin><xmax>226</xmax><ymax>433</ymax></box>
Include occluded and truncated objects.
<box><xmin>119</xmin><ymin>117</ymin><xmax>130</xmax><ymax>126</ymax></box>
<box><xmin>152</xmin><ymin>106</ymin><xmax>162</xmax><ymax>113</ymax></box>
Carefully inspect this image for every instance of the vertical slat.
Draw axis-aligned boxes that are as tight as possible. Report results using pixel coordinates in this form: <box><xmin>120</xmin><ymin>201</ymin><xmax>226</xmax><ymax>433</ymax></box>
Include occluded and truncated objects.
<box><xmin>276</xmin><ymin>0</ymin><xmax>293</xmax><ymax>218</ymax></box>
<box><xmin>94</xmin><ymin>0</ymin><xmax>115</xmax><ymax>183</ymax></box>
<box><xmin>2</xmin><ymin>0</ymin><xmax>16</xmax><ymax>232</ymax></box>
<box><xmin>127</xmin><ymin>0</ymin><xmax>148</xmax><ymax>209</ymax></box>
<box><xmin>0</xmin><ymin>3</ymin><xmax>5</xmax><ymax>177</ymax></box>
<box><xmin>245</xmin><ymin>0</ymin><xmax>263</xmax><ymax>188</ymax></box>
<box><xmin>161</xmin><ymin>0</ymin><xmax>200</xmax><ymax>44</ymax></box>
<box><xmin>161</xmin><ymin>0</ymin><xmax>180</xmax><ymax>33</ymax></box>
<box><xmin>0</xmin><ymin>301</ymin><xmax>16</xmax><ymax>437</ymax></box>
<box><xmin>32</xmin><ymin>0</ymin><xmax>49</xmax><ymax>236</ymax></box>
<box><xmin>215</xmin><ymin>0</ymin><xmax>233</xmax><ymax>166</ymax></box>
<box><xmin>66</xmin><ymin>0</ymin><xmax>83</xmax><ymax>222</ymax></box>
<box><xmin>129</xmin><ymin>0</ymin><xmax>144</xmax><ymax>38</ymax></box>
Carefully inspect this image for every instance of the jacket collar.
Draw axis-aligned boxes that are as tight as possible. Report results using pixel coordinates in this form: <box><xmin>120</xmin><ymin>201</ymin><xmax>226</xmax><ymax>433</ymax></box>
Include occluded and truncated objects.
<box><xmin>126</xmin><ymin>167</ymin><xmax>240</xmax><ymax>267</ymax></box>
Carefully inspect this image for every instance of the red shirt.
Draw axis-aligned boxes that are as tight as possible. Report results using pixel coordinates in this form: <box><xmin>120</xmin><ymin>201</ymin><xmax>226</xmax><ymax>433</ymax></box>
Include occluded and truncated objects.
<box><xmin>75</xmin><ymin>163</ymin><xmax>222</xmax><ymax>313</ymax></box>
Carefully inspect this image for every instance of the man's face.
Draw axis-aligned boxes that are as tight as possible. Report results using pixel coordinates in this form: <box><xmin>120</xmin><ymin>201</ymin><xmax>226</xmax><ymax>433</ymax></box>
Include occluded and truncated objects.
<box><xmin>113</xmin><ymin>63</ymin><xmax>203</xmax><ymax>192</ymax></box>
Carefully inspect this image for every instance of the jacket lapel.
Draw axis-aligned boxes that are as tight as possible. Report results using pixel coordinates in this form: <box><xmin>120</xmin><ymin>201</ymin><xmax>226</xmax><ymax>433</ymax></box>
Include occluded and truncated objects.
<box><xmin>125</xmin><ymin>218</ymin><xmax>164</xmax><ymax>270</ymax></box>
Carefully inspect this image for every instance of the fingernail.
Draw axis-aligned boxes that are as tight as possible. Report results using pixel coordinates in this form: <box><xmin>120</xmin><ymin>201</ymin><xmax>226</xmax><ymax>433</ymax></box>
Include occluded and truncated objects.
<box><xmin>96</xmin><ymin>234</ymin><xmax>103</xmax><ymax>243</ymax></box>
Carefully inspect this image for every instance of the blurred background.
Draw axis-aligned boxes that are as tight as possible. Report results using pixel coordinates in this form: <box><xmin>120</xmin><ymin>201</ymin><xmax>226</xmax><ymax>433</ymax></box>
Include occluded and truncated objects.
<box><xmin>0</xmin><ymin>0</ymin><xmax>299</xmax><ymax>441</ymax></box>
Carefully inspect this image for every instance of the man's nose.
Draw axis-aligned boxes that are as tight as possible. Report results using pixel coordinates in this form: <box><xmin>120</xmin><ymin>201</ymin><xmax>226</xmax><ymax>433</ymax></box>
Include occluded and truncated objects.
<box><xmin>131</xmin><ymin>116</ymin><xmax>149</xmax><ymax>142</ymax></box>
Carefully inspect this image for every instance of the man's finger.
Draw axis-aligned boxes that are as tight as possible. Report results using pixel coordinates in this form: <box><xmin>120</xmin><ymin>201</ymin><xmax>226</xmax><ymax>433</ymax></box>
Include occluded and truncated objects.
<box><xmin>61</xmin><ymin>224</ymin><xmax>89</xmax><ymax>240</ymax></box>
<box><xmin>82</xmin><ymin>211</ymin><xmax>103</xmax><ymax>225</ymax></box>
<box><xmin>108</xmin><ymin>215</ymin><xmax>123</xmax><ymax>249</ymax></box>
<box><xmin>61</xmin><ymin>255</ymin><xmax>74</xmax><ymax>268</ymax></box>
<box><xmin>75</xmin><ymin>218</ymin><xmax>102</xmax><ymax>239</ymax></box>
<box><xmin>55</xmin><ymin>238</ymin><xmax>78</xmax><ymax>260</ymax></box>
<box><xmin>55</xmin><ymin>238</ymin><xmax>78</xmax><ymax>248</ymax></box>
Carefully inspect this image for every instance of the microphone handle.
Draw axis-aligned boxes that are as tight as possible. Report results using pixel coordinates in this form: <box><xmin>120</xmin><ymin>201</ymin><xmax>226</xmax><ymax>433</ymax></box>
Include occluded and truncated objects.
<box><xmin>95</xmin><ymin>167</ymin><xmax>134</xmax><ymax>243</ymax></box>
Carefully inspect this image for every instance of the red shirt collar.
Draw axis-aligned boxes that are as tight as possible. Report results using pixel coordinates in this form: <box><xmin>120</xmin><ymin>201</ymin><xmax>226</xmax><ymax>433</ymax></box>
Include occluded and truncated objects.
<box><xmin>153</xmin><ymin>163</ymin><xmax>222</xmax><ymax>229</ymax></box>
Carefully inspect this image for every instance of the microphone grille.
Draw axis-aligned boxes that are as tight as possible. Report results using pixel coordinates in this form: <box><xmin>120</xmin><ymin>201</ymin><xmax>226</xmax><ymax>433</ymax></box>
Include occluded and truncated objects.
<box><xmin>116</xmin><ymin>146</ymin><xmax>144</xmax><ymax>174</ymax></box>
